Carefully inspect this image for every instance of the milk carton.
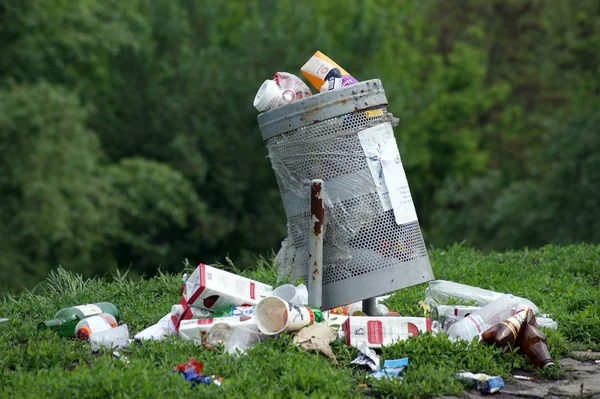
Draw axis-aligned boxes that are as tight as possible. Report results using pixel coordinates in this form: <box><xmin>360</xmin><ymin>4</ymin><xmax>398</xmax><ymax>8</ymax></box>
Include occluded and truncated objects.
<box><xmin>343</xmin><ymin>316</ymin><xmax>431</xmax><ymax>348</ymax></box>
<box><xmin>171</xmin><ymin>264</ymin><xmax>272</xmax><ymax>330</ymax></box>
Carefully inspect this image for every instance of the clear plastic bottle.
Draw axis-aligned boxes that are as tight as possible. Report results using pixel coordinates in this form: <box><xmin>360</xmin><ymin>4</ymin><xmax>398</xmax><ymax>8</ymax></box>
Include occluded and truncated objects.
<box><xmin>75</xmin><ymin>313</ymin><xmax>118</xmax><ymax>341</ymax></box>
<box><xmin>425</xmin><ymin>280</ymin><xmax>539</xmax><ymax>313</ymax></box>
<box><xmin>446</xmin><ymin>294</ymin><xmax>524</xmax><ymax>342</ymax></box>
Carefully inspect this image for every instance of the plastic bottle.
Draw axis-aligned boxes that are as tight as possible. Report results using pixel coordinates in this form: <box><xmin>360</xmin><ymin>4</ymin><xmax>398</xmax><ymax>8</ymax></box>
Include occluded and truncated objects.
<box><xmin>481</xmin><ymin>308</ymin><xmax>532</xmax><ymax>347</ymax></box>
<box><xmin>75</xmin><ymin>314</ymin><xmax>118</xmax><ymax>341</ymax></box>
<box><xmin>515</xmin><ymin>322</ymin><xmax>554</xmax><ymax>368</ymax></box>
<box><xmin>38</xmin><ymin>302</ymin><xmax>120</xmax><ymax>337</ymax></box>
<box><xmin>446</xmin><ymin>294</ymin><xmax>523</xmax><ymax>342</ymax></box>
<box><xmin>430</xmin><ymin>304</ymin><xmax>482</xmax><ymax>322</ymax></box>
<box><xmin>425</xmin><ymin>280</ymin><xmax>539</xmax><ymax>313</ymax></box>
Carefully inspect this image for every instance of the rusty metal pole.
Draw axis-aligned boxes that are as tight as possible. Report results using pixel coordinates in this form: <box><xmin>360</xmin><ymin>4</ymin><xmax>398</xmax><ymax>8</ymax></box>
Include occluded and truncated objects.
<box><xmin>308</xmin><ymin>179</ymin><xmax>324</xmax><ymax>309</ymax></box>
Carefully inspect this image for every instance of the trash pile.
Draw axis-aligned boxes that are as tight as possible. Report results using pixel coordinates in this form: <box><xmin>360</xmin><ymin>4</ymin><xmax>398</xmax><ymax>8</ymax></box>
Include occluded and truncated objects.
<box><xmin>36</xmin><ymin>261</ymin><xmax>559</xmax><ymax>394</ymax></box>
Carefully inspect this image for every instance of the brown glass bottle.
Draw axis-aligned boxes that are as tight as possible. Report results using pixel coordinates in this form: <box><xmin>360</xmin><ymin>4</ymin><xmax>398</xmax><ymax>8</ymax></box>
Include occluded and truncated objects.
<box><xmin>481</xmin><ymin>308</ymin><xmax>530</xmax><ymax>347</ymax></box>
<box><xmin>515</xmin><ymin>322</ymin><xmax>554</xmax><ymax>368</ymax></box>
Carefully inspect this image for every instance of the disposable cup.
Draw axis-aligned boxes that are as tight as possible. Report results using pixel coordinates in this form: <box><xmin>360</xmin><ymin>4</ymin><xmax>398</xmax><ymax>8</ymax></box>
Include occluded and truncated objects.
<box><xmin>253</xmin><ymin>80</ymin><xmax>282</xmax><ymax>112</ymax></box>
<box><xmin>255</xmin><ymin>296</ymin><xmax>315</xmax><ymax>335</ymax></box>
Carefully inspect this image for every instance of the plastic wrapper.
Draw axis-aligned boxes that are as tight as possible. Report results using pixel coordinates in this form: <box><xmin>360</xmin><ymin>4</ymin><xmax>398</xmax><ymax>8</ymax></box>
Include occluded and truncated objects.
<box><xmin>370</xmin><ymin>358</ymin><xmax>409</xmax><ymax>380</ymax></box>
<box><xmin>89</xmin><ymin>324</ymin><xmax>130</xmax><ymax>351</ymax></box>
<box><xmin>351</xmin><ymin>341</ymin><xmax>380</xmax><ymax>371</ymax></box>
<box><xmin>173</xmin><ymin>358</ymin><xmax>223</xmax><ymax>386</ymax></box>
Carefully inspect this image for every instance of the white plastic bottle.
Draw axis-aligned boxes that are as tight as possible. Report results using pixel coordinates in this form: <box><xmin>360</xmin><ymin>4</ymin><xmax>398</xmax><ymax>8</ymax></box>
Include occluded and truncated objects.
<box><xmin>75</xmin><ymin>313</ymin><xmax>118</xmax><ymax>341</ymax></box>
<box><xmin>446</xmin><ymin>294</ymin><xmax>524</xmax><ymax>342</ymax></box>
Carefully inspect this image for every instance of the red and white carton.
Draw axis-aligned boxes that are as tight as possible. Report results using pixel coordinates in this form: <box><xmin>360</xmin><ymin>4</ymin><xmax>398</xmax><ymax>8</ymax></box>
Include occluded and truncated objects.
<box><xmin>178</xmin><ymin>316</ymin><xmax>258</xmax><ymax>343</ymax></box>
<box><xmin>343</xmin><ymin>316</ymin><xmax>432</xmax><ymax>348</ymax></box>
<box><xmin>171</xmin><ymin>264</ymin><xmax>272</xmax><ymax>331</ymax></box>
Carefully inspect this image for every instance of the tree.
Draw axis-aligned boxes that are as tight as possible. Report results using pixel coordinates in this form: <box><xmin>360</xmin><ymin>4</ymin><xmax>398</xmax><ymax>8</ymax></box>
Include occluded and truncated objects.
<box><xmin>0</xmin><ymin>82</ymin><xmax>115</xmax><ymax>291</ymax></box>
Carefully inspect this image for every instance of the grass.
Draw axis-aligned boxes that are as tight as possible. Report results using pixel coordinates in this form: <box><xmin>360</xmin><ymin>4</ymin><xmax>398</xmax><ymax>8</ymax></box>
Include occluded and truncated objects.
<box><xmin>1</xmin><ymin>244</ymin><xmax>599</xmax><ymax>398</ymax></box>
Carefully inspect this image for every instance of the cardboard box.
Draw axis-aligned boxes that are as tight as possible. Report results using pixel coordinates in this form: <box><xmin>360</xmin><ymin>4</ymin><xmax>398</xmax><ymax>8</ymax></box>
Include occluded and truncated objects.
<box><xmin>343</xmin><ymin>316</ymin><xmax>431</xmax><ymax>348</ymax></box>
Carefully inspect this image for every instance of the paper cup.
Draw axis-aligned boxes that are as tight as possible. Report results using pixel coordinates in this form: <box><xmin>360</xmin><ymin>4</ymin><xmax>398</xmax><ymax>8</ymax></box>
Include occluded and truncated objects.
<box><xmin>253</xmin><ymin>80</ymin><xmax>282</xmax><ymax>112</ymax></box>
<box><xmin>256</xmin><ymin>296</ymin><xmax>315</xmax><ymax>335</ymax></box>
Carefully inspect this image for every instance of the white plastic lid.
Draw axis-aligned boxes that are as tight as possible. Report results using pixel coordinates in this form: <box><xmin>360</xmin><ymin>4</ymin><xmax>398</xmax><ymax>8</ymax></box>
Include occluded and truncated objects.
<box><xmin>253</xmin><ymin>79</ymin><xmax>282</xmax><ymax>112</ymax></box>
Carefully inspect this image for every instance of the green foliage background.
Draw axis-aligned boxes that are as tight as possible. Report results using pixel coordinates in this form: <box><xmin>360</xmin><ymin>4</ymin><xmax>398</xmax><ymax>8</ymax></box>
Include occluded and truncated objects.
<box><xmin>0</xmin><ymin>0</ymin><xmax>599</xmax><ymax>293</ymax></box>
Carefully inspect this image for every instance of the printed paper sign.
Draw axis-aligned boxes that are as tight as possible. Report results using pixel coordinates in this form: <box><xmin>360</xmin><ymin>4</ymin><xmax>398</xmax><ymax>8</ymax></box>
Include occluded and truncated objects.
<box><xmin>357</xmin><ymin>123</ymin><xmax>418</xmax><ymax>224</ymax></box>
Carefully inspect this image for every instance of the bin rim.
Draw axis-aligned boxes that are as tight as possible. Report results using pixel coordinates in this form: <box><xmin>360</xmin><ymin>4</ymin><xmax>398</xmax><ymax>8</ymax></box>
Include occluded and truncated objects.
<box><xmin>256</xmin><ymin>79</ymin><xmax>388</xmax><ymax>142</ymax></box>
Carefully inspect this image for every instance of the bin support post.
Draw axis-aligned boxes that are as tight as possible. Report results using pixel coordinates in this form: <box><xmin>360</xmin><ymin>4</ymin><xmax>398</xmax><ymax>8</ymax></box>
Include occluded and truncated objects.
<box><xmin>362</xmin><ymin>297</ymin><xmax>377</xmax><ymax>316</ymax></box>
<box><xmin>308</xmin><ymin>179</ymin><xmax>324</xmax><ymax>309</ymax></box>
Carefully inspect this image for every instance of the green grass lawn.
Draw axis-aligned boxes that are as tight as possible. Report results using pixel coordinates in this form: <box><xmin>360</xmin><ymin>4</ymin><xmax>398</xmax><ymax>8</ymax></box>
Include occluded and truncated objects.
<box><xmin>1</xmin><ymin>244</ymin><xmax>599</xmax><ymax>398</ymax></box>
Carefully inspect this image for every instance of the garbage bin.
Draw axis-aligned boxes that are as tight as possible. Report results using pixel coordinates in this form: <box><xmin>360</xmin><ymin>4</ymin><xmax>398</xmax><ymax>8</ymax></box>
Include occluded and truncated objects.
<box><xmin>257</xmin><ymin>79</ymin><xmax>434</xmax><ymax>310</ymax></box>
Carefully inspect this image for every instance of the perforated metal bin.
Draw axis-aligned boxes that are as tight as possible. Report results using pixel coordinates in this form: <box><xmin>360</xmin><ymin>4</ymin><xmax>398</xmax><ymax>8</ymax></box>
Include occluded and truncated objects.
<box><xmin>257</xmin><ymin>79</ymin><xmax>434</xmax><ymax>310</ymax></box>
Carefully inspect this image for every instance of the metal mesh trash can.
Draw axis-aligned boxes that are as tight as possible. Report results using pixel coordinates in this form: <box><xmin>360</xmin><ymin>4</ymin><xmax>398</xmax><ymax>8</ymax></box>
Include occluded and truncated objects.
<box><xmin>257</xmin><ymin>79</ymin><xmax>434</xmax><ymax>309</ymax></box>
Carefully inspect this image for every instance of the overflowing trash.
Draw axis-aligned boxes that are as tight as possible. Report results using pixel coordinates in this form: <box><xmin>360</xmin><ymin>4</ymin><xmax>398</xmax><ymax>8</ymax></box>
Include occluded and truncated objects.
<box><xmin>172</xmin><ymin>357</ymin><xmax>223</xmax><ymax>387</ymax></box>
<box><xmin>455</xmin><ymin>372</ymin><xmax>504</xmax><ymax>394</ymax></box>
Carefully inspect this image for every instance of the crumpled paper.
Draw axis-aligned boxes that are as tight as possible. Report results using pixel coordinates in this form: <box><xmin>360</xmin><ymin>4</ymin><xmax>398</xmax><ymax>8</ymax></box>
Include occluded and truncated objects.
<box><xmin>292</xmin><ymin>323</ymin><xmax>338</xmax><ymax>363</ymax></box>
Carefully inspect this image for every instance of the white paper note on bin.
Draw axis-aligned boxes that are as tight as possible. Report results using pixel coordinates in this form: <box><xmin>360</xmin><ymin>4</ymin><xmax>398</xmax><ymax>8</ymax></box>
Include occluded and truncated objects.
<box><xmin>358</xmin><ymin>123</ymin><xmax>418</xmax><ymax>225</ymax></box>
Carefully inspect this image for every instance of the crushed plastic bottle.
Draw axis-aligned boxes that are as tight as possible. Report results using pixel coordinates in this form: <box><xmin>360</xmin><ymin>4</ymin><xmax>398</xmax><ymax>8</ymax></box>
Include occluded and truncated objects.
<box><xmin>253</xmin><ymin>72</ymin><xmax>312</xmax><ymax>112</ymax></box>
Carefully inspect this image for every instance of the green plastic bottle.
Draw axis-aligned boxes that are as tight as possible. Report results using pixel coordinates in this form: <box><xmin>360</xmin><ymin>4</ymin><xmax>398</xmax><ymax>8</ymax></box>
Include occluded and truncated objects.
<box><xmin>38</xmin><ymin>302</ymin><xmax>120</xmax><ymax>337</ymax></box>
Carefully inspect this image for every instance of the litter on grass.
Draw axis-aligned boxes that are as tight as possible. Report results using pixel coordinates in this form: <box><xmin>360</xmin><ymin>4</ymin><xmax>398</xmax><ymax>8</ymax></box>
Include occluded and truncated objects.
<box><xmin>455</xmin><ymin>372</ymin><xmax>504</xmax><ymax>394</ymax></box>
<box><xmin>173</xmin><ymin>357</ymin><xmax>223</xmax><ymax>387</ymax></box>
<box><xmin>351</xmin><ymin>342</ymin><xmax>380</xmax><ymax>372</ymax></box>
<box><xmin>292</xmin><ymin>323</ymin><xmax>338</xmax><ymax>363</ymax></box>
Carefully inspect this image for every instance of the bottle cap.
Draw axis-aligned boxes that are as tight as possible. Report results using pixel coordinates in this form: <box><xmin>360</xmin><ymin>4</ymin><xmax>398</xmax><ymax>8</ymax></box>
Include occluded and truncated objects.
<box><xmin>76</xmin><ymin>326</ymin><xmax>92</xmax><ymax>341</ymax></box>
<box><xmin>253</xmin><ymin>80</ymin><xmax>283</xmax><ymax>112</ymax></box>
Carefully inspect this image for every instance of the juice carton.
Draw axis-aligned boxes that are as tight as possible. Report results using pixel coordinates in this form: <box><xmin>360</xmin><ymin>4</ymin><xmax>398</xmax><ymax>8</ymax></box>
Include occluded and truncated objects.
<box><xmin>343</xmin><ymin>316</ymin><xmax>431</xmax><ymax>348</ymax></box>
